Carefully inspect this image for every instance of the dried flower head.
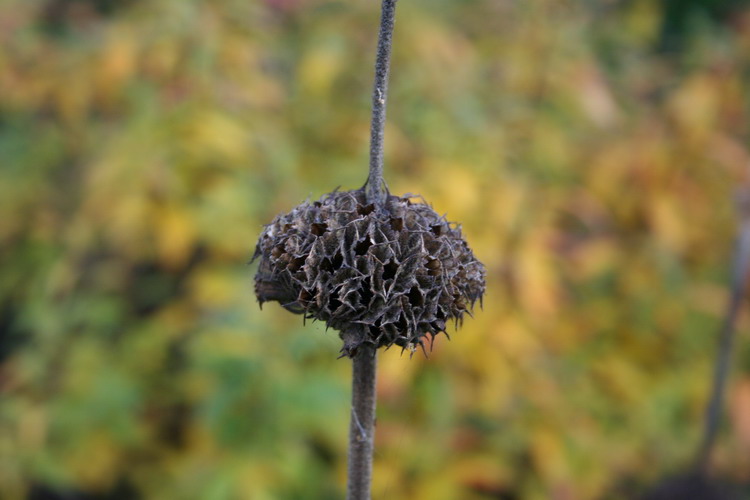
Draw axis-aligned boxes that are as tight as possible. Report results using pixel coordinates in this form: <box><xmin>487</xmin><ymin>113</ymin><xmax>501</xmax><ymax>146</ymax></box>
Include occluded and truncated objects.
<box><xmin>252</xmin><ymin>188</ymin><xmax>485</xmax><ymax>357</ymax></box>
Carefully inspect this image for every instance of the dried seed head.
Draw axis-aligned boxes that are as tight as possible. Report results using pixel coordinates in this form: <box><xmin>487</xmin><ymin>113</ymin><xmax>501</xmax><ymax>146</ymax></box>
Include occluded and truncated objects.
<box><xmin>252</xmin><ymin>188</ymin><xmax>485</xmax><ymax>357</ymax></box>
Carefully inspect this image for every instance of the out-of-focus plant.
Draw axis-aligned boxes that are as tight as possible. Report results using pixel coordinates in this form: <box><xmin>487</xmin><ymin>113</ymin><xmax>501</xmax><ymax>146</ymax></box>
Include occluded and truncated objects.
<box><xmin>638</xmin><ymin>187</ymin><xmax>750</xmax><ymax>499</ymax></box>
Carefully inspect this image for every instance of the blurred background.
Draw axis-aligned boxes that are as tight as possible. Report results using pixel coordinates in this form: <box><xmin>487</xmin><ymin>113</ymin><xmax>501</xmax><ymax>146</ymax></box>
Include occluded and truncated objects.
<box><xmin>2</xmin><ymin>0</ymin><xmax>750</xmax><ymax>498</ymax></box>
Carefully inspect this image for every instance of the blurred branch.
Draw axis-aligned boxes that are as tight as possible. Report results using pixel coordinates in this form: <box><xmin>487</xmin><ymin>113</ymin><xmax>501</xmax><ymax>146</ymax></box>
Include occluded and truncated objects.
<box><xmin>694</xmin><ymin>188</ymin><xmax>750</xmax><ymax>474</ymax></box>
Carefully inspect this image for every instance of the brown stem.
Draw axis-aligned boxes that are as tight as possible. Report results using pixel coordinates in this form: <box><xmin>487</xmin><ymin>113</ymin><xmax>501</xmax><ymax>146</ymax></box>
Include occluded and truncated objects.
<box><xmin>366</xmin><ymin>0</ymin><xmax>397</xmax><ymax>206</ymax></box>
<box><xmin>347</xmin><ymin>344</ymin><xmax>377</xmax><ymax>500</ymax></box>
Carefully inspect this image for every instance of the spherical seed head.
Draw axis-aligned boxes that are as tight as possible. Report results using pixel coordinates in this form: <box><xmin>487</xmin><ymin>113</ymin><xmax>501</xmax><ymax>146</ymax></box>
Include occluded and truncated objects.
<box><xmin>252</xmin><ymin>188</ymin><xmax>485</xmax><ymax>357</ymax></box>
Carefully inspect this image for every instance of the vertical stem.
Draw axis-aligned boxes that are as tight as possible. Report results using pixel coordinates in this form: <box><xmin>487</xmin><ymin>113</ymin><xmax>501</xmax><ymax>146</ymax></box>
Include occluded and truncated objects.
<box><xmin>347</xmin><ymin>3</ymin><xmax>396</xmax><ymax>497</ymax></box>
<box><xmin>366</xmin><ymin>0</ymin><xmax>398</xmax><ymax>206</ymax></box>
<box><xmin>347</xmin><ymin>344</ymin><xmax>377</xmax><ymax>500</ymax></box>
<box><xmin>694</xmin><ymin>191</ymin><xmax>750</xmax><ymax>473</ymax></box>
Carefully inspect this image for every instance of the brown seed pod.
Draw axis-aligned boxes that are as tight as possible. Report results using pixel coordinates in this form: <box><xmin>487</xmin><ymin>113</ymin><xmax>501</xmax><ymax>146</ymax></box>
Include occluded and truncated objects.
<box><xmin>252</xmin><ymin>188</ymin><xmax>485</xmax><ymax>357</ymax></box>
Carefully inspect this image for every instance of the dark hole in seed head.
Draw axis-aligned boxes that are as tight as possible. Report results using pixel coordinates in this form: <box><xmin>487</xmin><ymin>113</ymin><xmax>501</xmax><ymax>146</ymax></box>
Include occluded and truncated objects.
<box><xmin>368</xmin><ymin>325</ymin><xmax>380</xmax><ymax>339</ymax></box>
<box><xmin>311</xmin><ymin>222</ymin><xmax>328</xmax><ymax>236</ymax></box>
<box><xmin>408</xmin><ymin>286</ymin><xmax>424</xmax><ymax>307</ymax></box>
<box><xmin>360</xmin><ymin>277</ymin><xmax>374</xmax><ymax>306</ymax></box>
<box><xmin>321</xmin><ymin>258</ymin><xmax>333</xmax><ymax>272</ymax></box>
<box><xmin>383</xmin><ymin>261</ymin><xmax>398</xmax><ymax>280</ymax></box>
<box><xmin>395</xmin><ymin>313</ymin><xmax>408</xmax><ymax>332</ymax></box>
<box><xmin>430</xmin><ymin>224</ymin><xmax>443</xmax><ymax>236</ymax></box>
<box><xmin>354</xmin><ymin>238</ymin><xmax>372</xmax><ymax>256</ymax></box>
<box><xmin>357</xmin><ymin>203</ymin><xmax>375</xmax><ymax>216</ymax></box>
<box><xmin>289</xmin><ymin>256</ymin><xmax>306</xmax><ymax>271</ymax></box>
<box><xmin>329</xmin><ymin>289</ymin><xmax>342</xmax><ymax>311</ymax></box>
<box><xmin>332</xmin><ymin>252</ymin><xmax>344</xmax><ymax>269</ymax></box>
<box><xmin>390</xmin><ymin>217</ymin><xmax>404</xmax><ymax>231</ymax></box>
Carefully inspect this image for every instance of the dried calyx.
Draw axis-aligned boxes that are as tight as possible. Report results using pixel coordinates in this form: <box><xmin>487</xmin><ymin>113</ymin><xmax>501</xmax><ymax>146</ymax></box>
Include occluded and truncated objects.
<box><xmin>253</xmin><ymin>188</ymin><xmax>485</xmax><ymax>358</ymax></box>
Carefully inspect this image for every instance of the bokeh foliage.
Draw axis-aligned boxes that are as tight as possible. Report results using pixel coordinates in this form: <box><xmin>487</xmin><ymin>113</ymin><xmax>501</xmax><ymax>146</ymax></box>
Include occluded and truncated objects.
<box><xmin>2</xmin><ymin>0</ymin><xmax>750</xmax><ymax>498</ymax></box>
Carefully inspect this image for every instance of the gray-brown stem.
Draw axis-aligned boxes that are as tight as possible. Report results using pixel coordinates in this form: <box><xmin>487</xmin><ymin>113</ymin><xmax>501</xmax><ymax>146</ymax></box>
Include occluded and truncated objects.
<box><xmin>347</xmin><ymin>2</ymin><xmax>397</xmax><ymax>498</ymax></box>
<box><xmin>366</xmin><ymin>0</ymin><xmax>397</xmax><ymax>206</ymax></box>
<box><xmin>347</xmin><ymin>344</ymin><xmax>377</xmax><ymax>500</ymax></box>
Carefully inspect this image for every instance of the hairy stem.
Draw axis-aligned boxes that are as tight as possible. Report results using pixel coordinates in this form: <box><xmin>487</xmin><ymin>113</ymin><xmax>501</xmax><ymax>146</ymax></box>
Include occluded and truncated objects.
<box><xmin>347</xmin><ymin>3</ymin><xmax>397</xmax><ymax>497</ymax></box>
<box><xmin>695</xmin><ymin>191</ymin><xmax>750</xmax><ymax>473</ymax></box>
<box><xmin>366</xmin><ymin>0</ymin><xmax>397</xmax><ymax>206</ymax></box>
<box><xmin>347</xmin><ymin>344</ymin><xmax>377</xmax><ymax>500</ymax></box>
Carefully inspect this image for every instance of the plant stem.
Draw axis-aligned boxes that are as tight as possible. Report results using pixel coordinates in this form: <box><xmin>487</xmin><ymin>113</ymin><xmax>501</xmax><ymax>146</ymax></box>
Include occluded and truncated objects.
<box><xmin>694</xmin><ymin>190</ymin><xmax>750</xmax><ymax>474</ymax></box>
<box><xmin>366</xmin><ymin>0</ymin><xmax>397</xmax><ymax>206</ymax></box>
<box><xmin>347</xmin><ymin>3</ymin><xmax>397</xmax><ymax>497</ymax></box>
<box><xmin>347</xmin><ymin>344</ymin><xmax>377</xmax><ymax>500</ymax></box>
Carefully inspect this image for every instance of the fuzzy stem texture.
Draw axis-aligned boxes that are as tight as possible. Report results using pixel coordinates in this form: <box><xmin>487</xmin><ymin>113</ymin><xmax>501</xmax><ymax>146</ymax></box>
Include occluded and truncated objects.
<box><xmin>366</xmin><ymin>0</ymin><xmax>397</xmax><ymax>206</ymax></box>
<box><xmin>346</xmin><ymin>2</ymin><xmax>397</xmax><ymax>497</ymax></box>
<box><xmin>695</xmin><ymin>190</ymin><xmax>750</xmax><ymax>473</ymax></box>
<box><xmin>347</xmin><ymin>344</ymin><xmax>377</xmax><ymax>500</ymax></box>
